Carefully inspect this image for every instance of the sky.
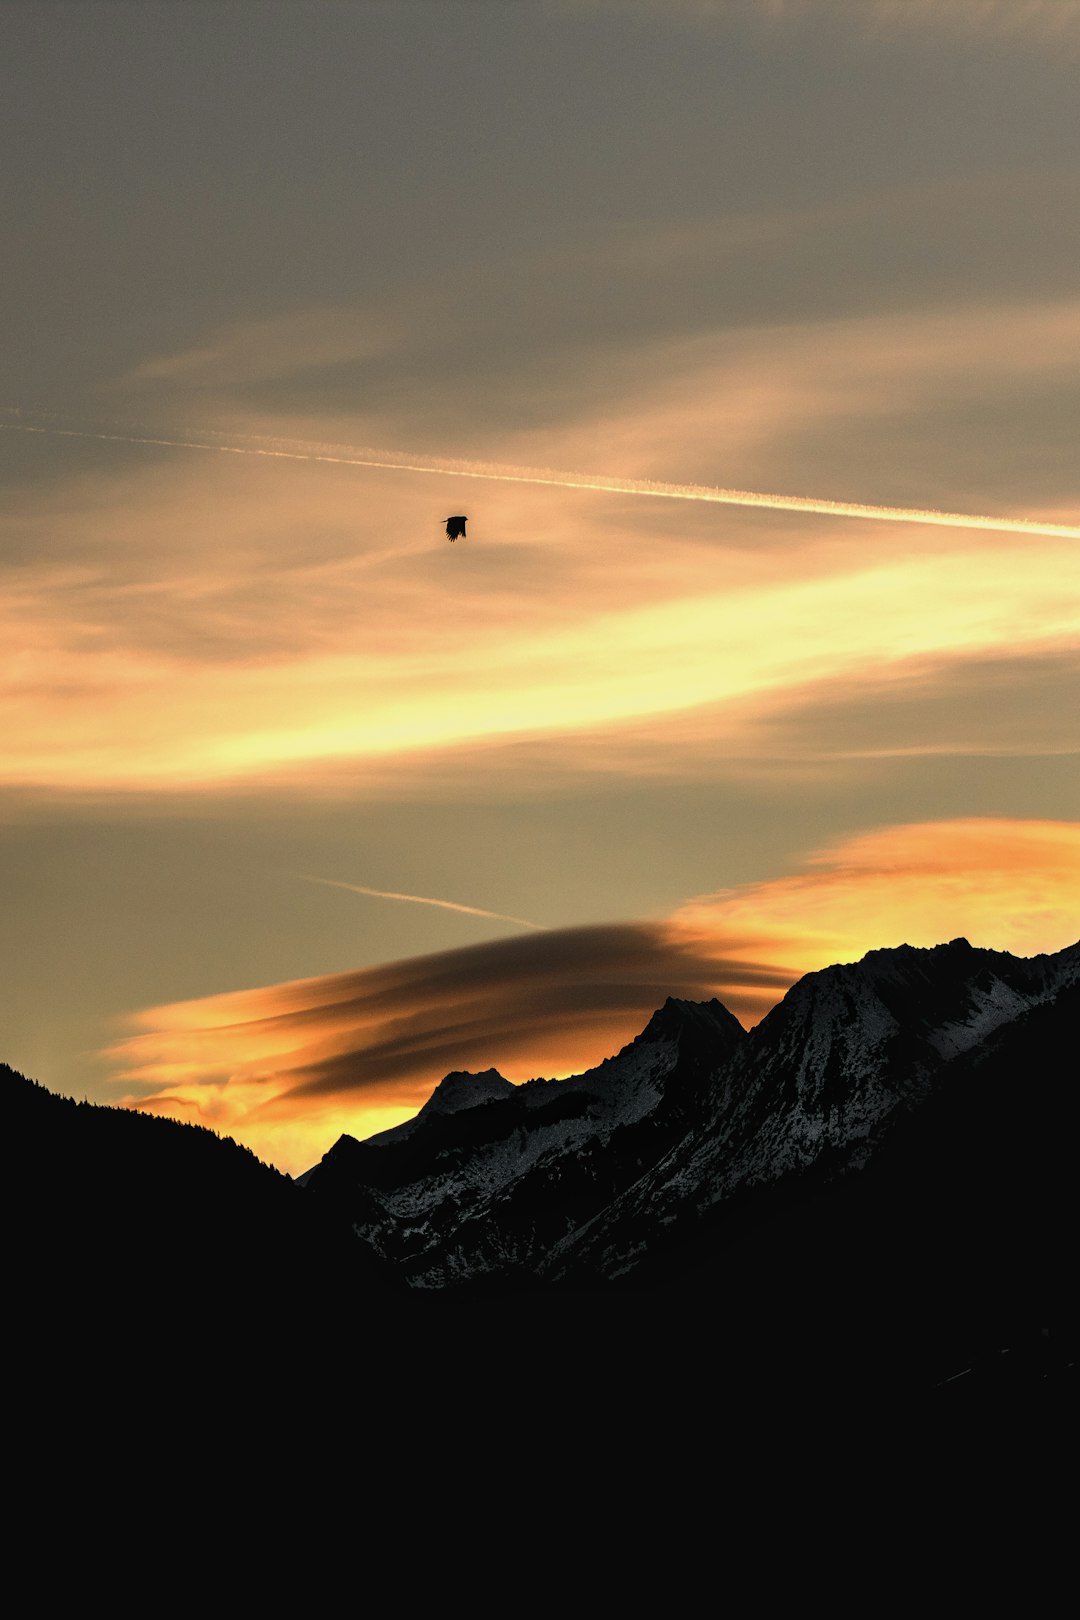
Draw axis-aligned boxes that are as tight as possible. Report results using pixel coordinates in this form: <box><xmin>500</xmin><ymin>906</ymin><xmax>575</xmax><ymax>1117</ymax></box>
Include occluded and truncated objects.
<box><xmin>2</xmin><ymin>0</ymin><xmax>1078</xmax><ymax>1175</ymax></box>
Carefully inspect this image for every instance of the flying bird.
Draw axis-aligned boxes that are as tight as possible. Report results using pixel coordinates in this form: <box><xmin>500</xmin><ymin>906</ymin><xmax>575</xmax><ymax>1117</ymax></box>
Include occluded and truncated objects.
<box><xmin>444</xmin><ymin>515</ymin><xmax>468</xmax><ymax>541</ymax></box>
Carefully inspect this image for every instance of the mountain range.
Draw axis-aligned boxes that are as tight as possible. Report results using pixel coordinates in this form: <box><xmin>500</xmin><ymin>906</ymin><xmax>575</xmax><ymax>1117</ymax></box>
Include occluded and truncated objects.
<box><xmin>8</xmin><ymin>937</ymin><xmax>1076</xmax><ymax>1416</ymax></box>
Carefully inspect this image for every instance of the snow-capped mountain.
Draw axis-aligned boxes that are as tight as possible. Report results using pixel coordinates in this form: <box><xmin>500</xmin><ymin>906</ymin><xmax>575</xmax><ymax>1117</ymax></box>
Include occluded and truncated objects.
<box><xmin>301</xmin><ymin>995</ymin><xmax>745</xmax><ymax>1286</ymax></box>
<box><xmin>6</xmin><ymin>935</ymin><xmax>1075</xmax><ymax>1407</ymax></box>
<box><xmin>545</xmin><ymin>936</ymin><xmax>1080</xmax><ymax>1282</ymax></box>
<box><xmin>302</xmin><ymin>938</ymin><xmax>1080</xmax><ymax>1294</ymax></box>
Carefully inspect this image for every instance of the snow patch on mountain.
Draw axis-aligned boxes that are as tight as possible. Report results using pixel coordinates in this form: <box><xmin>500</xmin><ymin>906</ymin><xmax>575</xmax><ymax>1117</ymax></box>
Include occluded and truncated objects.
<box><xmin>542</xmin><ymin>938</ymin><xmax>1080</xmax><ymax>1283</ymax></box>
<box><xmin>300</xmin><ymin>940</ymin><xmax>1080</xmax><ymax>1293</ymax></box>
<box><xmin>420</xmin><ymin>1068</ymin><xmax>516</xmax><ymax>1119</ymax></box>
<box><xmin>302</xmin><ymin>997</ymin><xmax>744</xmax><ymax>1286</ymax></box>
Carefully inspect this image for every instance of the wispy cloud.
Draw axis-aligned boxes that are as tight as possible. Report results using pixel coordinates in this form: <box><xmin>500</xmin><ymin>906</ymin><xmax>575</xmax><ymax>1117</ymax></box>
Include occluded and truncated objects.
<box><xmin>301</xmin><ymin>873</ymin><xmax>545</xmax><ymax>931</ymax></box>
<box><xmin>120</xmin><ymin>306</ymin><xmax>398</xmax><ymax>390</ymax></box>
<box><xmin>572</xmin><ymin>1</ymin><xmax>1080</xmax><ymax>48</ymax></box>
<box><xmin>3</xmin><ymin>425</ymin><xmax>1077</xmax><ymax>799</ymax></box>
<box><xmin>4</xmin><ymin>287</ymin><xmax>1078</xmax><ymax>805</ymax></box>
<box><xmin>831</xmin><ymin>0</ymin><xmax>1080</xmax><ymax>44</ymax></box>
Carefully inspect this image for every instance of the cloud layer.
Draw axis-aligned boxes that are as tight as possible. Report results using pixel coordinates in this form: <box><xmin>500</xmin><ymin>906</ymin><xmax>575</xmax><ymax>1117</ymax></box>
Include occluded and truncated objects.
<box><xmin>110</xmin><ymin>818</ymin><xmax>1080</xmax><ymax>1174</ymax></box>
<box><xmin>3</xmin><ymin>6</ymin><xmax>1077</xmax><ymax>1172</ymax></box>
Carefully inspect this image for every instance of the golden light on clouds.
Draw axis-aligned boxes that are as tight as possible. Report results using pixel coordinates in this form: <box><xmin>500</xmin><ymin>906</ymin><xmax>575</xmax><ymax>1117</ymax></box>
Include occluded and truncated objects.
<box><xmin>108</xmin><ymin>818</ymin><xmax>1080</xmax><ymax>1175</ymax></box>
<box><xmin>4</xmin><ymin>285</ymin><xmax>1080</xmax><ymax>797</ymax></box>
<box><xmin>5</xmin><ymin>0</ymin><xmax>1080</xmax><ymax>1232</ymax></box>
<box><xmin>3</xmin><ymin>472</ymin><xmax>1078</xmax><ymax>793</ymax></box>
<box><xmin>672</xmin><ymin>817</ymin><xmax>1080</xmax><ymax>974</ymax></box>
<box><xmin>109</xmin><ymin>920</ymin><xmax>787</xmax><ymax>1174</ymax></box>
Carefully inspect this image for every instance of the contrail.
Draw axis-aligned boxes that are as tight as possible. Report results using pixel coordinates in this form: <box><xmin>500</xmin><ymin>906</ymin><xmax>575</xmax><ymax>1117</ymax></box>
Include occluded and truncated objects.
<box><xmin>302</xmin><ymin>874</ymin><xmax>546</xmax><ymax>931</ymax></box>
<box><xmin>3</xmin><ymin>411</ymin><xmax>1079</xmax><ymax>539</ymax></box>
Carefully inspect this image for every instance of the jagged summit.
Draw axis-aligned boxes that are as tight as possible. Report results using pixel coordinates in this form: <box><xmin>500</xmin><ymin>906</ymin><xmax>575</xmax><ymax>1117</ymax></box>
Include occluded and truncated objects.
<box><xmin>300</xmin><ymin>991</ymin><xmax>745</xmax><ymax>1286</ymax></box>
<box><xmin>420</xmin><ymin>1067</ymin><xmax>514</xmax><ymax>1118</ymax></box>
<box><xmin>538</xmin><ymin>936</ymin><xmax>1080</xmax><ymax>1284</ymax></box>
<box><xmin>854</xmin><ymin>934</ymin><xmax>1080</xmax><ymax>977</ymax></box>
<box><xmin>328</xmin><ymin>1066</ymin><xmax>514</xmax><ymax>1158</ymax></box>
<box><xmin>635</xmin><ymin>995</ymin><xmax>746</xmax><ymax>1048</ymax></box>
<box><xmin>785</xmin><ymin>935</ymin><xmax>1080</xmax><ymax>1062</ymax></box>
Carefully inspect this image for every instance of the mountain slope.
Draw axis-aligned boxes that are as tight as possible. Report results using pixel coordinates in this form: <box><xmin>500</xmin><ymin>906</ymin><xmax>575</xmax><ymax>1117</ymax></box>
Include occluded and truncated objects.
<box><xmin>4</xmin><ymin>1063</ymin><xmax>396</xmax><ymax>1352</ymax></box>
<box><xmin>296</xmin><ymin>935</ymin><xmax>1077</xmax><ymax>1404</ymax></box>
<box><xmin>569</xmin><ymin>975</ymin><xmax>1079</xmax><ymax>1401</ymax></box>
<box><xmin>302</xmin><ymin>995</ymin><xmax>745</xmax><ymax>1286</ymax></box>
<box><xmin>545</xmin><ymin>937</ymin><xmax>1080</xmax><ymax>1282</ymax></box>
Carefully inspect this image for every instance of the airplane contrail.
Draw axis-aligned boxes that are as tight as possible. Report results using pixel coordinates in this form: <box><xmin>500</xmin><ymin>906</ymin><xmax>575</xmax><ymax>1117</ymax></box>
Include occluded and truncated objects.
<box><xmin>3</xmin><ymin>411</ymin><xmax>1079</xmax><ymax>539</ymax></box>
<box><xmin>301</xmin><ymin>874</ymin><xmax>546</xmax><ymax>931</ymax></box>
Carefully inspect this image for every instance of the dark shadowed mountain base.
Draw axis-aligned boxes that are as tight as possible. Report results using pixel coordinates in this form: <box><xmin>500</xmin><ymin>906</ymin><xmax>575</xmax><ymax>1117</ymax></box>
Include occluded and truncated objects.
<box><xmin>298</xmin><ymin>941</ymin><xmax>1078</xmax><ymax>1424</ymax></box>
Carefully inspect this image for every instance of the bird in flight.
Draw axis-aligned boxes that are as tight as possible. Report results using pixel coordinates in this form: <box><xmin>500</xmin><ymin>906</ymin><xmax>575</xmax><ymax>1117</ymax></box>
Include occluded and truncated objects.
<box><xmin>444</xmin><ymin>515</ymin><xmax>468</xmax><ymax>542</ymax></box>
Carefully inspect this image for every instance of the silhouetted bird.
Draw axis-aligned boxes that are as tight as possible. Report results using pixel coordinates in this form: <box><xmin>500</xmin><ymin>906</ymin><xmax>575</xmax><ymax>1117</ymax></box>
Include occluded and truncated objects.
<box><xmin>444</xmin><ymin>515</ymin><xmax>468</xmax><ymax>542</ymax></box>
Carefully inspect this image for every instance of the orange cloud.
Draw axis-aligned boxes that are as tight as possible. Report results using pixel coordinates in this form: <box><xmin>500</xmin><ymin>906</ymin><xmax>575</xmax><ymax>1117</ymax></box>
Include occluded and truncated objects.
<box><xmin>108</xmin><ymin>817</ymin><xmax>1079</xmax><ymax>1174</ymax></box>
<box><xmin>108</xmin><ymin>922</ymin><xmax>790</xmax><ymax>1173</ymax></box>
<box><xmin>672</xmin><ymin>817</ymin><xmax>1080</xmax><ymax>972</ymax></box>
<box><xmin>3</xmin><ymin>452</ymin><xmax>1077</xmax><ymax>794</ymax></box>
<box><xmin>5</xmin><ymin>284</ymin><xmax>1080</xmax><ymax>802</ymax></box>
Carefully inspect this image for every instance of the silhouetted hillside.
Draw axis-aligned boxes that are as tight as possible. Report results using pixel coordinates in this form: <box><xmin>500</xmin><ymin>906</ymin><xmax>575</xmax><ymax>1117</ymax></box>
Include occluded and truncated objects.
<box><xmin>4</xmin><ymin>1064</ymin><xmax>397</xmax><ymax>1366</ymax></box>
<box><xmin>563</xmin><ymin>980</ymin><xmax>1078</xmax><ymax>1409</ymax></box>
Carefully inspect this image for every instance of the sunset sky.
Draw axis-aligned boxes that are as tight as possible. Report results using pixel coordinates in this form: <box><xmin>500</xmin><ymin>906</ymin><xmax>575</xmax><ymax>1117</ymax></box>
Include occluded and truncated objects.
<box><xmin>2</xmin><ymin>0</ymin><xmax>1078</xmax><ymax>1174</ymax></box>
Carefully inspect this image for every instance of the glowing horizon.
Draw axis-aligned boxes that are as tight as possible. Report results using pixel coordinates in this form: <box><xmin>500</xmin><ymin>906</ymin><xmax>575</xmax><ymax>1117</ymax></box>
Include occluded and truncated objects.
<box><xmin>109</xmin><ymin>818</ymin><xmax>1080</xmax><ymax>1175</ymax></box>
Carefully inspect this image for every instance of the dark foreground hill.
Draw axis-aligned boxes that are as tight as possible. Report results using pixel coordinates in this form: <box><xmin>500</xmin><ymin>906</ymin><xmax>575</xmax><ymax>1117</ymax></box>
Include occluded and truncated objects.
<box><xmin>4</xmin><ymin>1065</ymin><xmax>400</xmax><ymax>1359</ymax></box>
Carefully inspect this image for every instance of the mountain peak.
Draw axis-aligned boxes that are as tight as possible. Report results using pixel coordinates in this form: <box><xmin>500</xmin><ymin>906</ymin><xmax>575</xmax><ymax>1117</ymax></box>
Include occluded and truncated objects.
<box><xmin>419</xmin><ymin>1067</ymin><xmax>514</xmax><ymax>1119</ymax></box>
<box><xmin>636</xmin><ymin>995</ymin><xmax>746</xmax><ymax>1048</ymax></box>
